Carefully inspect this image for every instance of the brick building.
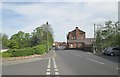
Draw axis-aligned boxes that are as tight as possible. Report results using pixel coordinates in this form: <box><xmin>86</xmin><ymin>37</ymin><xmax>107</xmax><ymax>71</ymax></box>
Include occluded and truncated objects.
<box><xmin>67</xmin><ymin>27</ymin><xmax>94</xmax><ymax>49</ymax></box>
<box><xmin>53</xmin><ymin>42</ymin><xmax>67</xmax><ymax>49</ymax></box>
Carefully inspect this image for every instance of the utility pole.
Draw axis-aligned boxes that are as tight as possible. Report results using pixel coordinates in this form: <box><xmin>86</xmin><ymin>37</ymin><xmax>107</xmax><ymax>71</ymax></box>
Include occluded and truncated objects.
<box><xmin>93</xmin><ymin>24</ymin><xmax>96</xmax><ymax>54</ymax></box>
<box><xmin>115</xmin><ymin>21</ymin><xmax>119</xmax><ymax>46</ymax></box>
<box><xmin>46</xmin><ymin>22</ymin><xmax>49</xmax><ymax>53</ymax></box>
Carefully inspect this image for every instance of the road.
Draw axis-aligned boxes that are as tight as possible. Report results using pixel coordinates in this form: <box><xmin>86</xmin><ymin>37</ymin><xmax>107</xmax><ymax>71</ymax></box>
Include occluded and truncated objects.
<box><xmin>2</xmin><ymin>49</ymin><xmax>119</xmax><ymax>76</ymax></box>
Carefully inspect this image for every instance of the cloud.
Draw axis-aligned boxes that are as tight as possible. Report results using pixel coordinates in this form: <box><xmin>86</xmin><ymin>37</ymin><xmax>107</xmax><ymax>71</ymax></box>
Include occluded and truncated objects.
<box><xmin>2</xmin><ymin>0</ymin><xmax>119</xmax><ymax>2</ymax></box>
<box><xmin>2</xmin><ymin>2</ymin><xmax>118</xmax><ymax>41</ymax></box>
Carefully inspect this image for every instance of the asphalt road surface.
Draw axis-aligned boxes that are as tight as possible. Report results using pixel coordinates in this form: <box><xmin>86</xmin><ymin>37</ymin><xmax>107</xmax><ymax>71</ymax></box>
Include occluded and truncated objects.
<box><xmin>2</xmin><ymin>49</ymin><xmax>119</xmax><ymax>75</ymax></box>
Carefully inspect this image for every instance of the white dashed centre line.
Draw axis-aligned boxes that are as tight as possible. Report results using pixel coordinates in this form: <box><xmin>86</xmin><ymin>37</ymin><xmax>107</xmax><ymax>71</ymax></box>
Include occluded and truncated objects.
<box><xmin>47</xmin><ymin>58</ymin><xmax>51</xmax><ymax>68</ymax></box>
<box><xmin>46</xmin><ymin>58</ymin><xmax>51</xmax><ymax>75</ymax></box>
<box><xmin>46</xmin><ymin>72</ymin><xmax>50</xmax><ymax>75</ymax></box>
<box><xmin>47</xmin><ymin>69</ymin><xmax>50</xmax><ymax>71</ymax></box>
<box><xmin>46</xmin><ymin>57</ymin><xmax>59</xmax><ymax>75</ymax></box>
<box><xmin>52</xmin><ymin>57</ymin><xmax>59</xmax><ymax>75</ymax></box>
<box><xmin>55</xmin><ymin>69</ymin><xmax>58</xmax><ymax>71</ymax></box>
<box><xmin>87</xmin><ymin>58</ymin><xmax>104</xmax><ymax>65</ymax></box>
<box><xmin>55</xmin><ymin>72</ymin><xmax>59</xmax><ymax>75</ymax></box>
<box><xmin>116</xmin><ymin>68</ymin><xmax>119</xmax><ymax>70</ymax></box>
<box><xmin>53</xmin><ymin>57</ymin><xmax>57</xmax><ymax>68</ymax></box>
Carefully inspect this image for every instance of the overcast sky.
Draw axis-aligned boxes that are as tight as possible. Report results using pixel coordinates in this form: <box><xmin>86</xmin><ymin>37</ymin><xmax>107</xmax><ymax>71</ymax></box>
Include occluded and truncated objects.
<box><xmin>1</xmin><ymin>1</ymin><xmax>118</xmax><ymax>42</ymax></box>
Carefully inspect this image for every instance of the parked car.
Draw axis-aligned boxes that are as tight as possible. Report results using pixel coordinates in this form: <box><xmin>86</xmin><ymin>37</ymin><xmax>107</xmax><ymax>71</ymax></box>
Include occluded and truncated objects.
<box><xmin>102</xmin><ymin>47</ymin><xmax>120</xmax><ymax>56</ymax></box>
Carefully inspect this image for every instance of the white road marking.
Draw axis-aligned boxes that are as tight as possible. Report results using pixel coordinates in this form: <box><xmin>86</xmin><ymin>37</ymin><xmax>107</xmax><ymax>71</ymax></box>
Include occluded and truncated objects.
<box><xmin>68</xmin><ymin>52</ymin><xmax>82</xmax><ymax>57</ymax></box>
<box><xmin>52</xmin><ymin>57</ymin><xmax>60</xmax><ymax>75</ymax></box>
<box><xmin>55</xmin><ymin>72</ymin><xmax>59</xmax><ymax>75</ymax></box>
<box><xmin>87</xmin><ymin>58</ymin><xmax>104</xmax><ymax>65</ymax></box>
<box><xmin>47</xmin><ymin>58</ymin><xmax>51</xmax><ymax>68</ymax></box>
<box><xmin>116</xmin><ymin>68</ymin><xmax>119</xmax><ymax>70</ymax></box>
<box><xmin>86</xmin><ymin>52</ymin><xmax>93</xmax><ymax>54</ymax></box>
<box><xmin>47</xmin><ymin>69</ymin><xmax>50</xmax><ymax>71</ymax></box>
<box><xmin>66</xmin><ymin>51</ymin><xmax>84</xmax><ymax>56</ymax></box>
<box><xmin>52</xmin><ymin>57</ymin><xmax>57</xmax><ymax>68</ymax></box>
<box><xmin>46</xmin><ymin>58</ymin><xmax>51</xmax><ymax>75</ymax></box>
<box><xmin>74</xmin><ymin>54</ymin><xmax>81</xmax><ymax>57</ymax></box>
<box><xmin>54</xmin><ymin>68</ymin><xmax>58</xmax><ymax>71</ymax></box>
<box><xmin>46</xmin><ymin>57</ymin><xmax>60</xmax><ymax>75</ymax></box>
<box><xmin>46</xmin><ymin>72</ymin><xmax>50</xmax><ymax>75</ymax></box>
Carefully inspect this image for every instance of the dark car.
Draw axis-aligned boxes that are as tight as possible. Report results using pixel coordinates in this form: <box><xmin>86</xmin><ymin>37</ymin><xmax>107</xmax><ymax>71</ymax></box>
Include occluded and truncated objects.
<box><xmin>102</xmin><ymin>47</ymin><xmax>120</xmax><ymax>56</ymax></box>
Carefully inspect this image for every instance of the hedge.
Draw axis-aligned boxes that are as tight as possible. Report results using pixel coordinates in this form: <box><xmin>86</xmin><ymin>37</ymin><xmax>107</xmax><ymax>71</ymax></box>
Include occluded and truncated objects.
<box><xmin>2</xmin><ymin>45</ymin><xmax>47</xmax><ymax>57</ymax></box>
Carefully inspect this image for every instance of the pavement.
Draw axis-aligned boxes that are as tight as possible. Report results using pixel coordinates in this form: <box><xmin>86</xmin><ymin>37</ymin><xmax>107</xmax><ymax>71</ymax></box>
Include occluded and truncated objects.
<box><xmin>2</xmin><ymin>49</ymin><xmax>119</xmax><ymax>76</ymax></box>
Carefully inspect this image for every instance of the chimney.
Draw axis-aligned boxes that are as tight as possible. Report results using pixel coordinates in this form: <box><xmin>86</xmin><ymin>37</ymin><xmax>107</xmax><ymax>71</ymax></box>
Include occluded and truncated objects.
<box><xmin>76</xmin><ymin>27</ymin><xmax>78</xmax><ymax>29</ymax></box>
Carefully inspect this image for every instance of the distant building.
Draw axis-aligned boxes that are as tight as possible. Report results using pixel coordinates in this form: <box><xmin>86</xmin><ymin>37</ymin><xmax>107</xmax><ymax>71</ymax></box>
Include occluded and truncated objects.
<box><xmin>67</xmin><ymin>27</ymin><xmax>94</xmax><ymax>49</ymax></box>
<box><xmin>53</xmin><ymin>42</ymin><xmax>67</xmax><ymax>50</ymax></box>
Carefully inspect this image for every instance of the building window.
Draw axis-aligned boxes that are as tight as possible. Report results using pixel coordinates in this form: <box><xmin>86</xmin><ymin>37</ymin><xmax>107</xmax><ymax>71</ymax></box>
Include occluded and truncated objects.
<box><xmin>70</xmin><ymin>44</ymin><xmax>73</xmax><ymax>48</ymax></box>
<box><xmin>81</xmin><ymin>37</ymin><xmax>83</xmax><ymax>39</ymax></box>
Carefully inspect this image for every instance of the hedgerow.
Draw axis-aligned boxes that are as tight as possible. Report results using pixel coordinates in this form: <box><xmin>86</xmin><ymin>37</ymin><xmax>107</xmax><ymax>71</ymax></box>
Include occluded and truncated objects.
<box><xmin>2</xmin><ymin>45</ymin><xmax>47</xmax><ymax>57</ymax></box>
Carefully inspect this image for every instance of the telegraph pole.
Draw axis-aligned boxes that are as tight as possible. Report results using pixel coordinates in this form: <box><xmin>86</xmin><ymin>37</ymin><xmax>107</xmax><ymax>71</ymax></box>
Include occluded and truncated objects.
<box><xmin>46</xmin><ymin>22</ymin><xmax>49</xmax><ymax>53</ymax></box>
<box><xmin>93</xmin><ymin>24</ymin><xmax>96</xmax><ymax>54</ymax></box>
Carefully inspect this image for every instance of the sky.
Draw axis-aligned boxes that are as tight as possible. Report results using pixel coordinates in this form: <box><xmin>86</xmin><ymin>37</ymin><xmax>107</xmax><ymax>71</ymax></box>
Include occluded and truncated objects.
<box><xmin>1</xmin><ymin>0</ymin><xmax>118</xmax><ymax>42</ymax></box>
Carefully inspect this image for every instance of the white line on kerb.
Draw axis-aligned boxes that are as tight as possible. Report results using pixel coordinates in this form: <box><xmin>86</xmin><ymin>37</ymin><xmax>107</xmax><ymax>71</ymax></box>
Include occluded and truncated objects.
<box><xmin>87</xmin><ymin>58</ymin><xmax>104</xmax><ymax>65</ymax></box>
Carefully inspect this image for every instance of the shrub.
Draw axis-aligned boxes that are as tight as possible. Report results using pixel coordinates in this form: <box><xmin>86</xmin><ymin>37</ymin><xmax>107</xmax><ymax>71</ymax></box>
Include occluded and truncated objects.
<box><xmin>2</xmin><ymin>53</ymin><xmax>12</xmax><ymax>57</ymax></box>
<box><xmin>33</xmin><ymin>45</ymin><xmax>46</xmax><ymax>54</ymax></box>
<box><xmin>2</xmin><ymin>44</ymin><xmax>47</xmax><ymax>57</ymax></box>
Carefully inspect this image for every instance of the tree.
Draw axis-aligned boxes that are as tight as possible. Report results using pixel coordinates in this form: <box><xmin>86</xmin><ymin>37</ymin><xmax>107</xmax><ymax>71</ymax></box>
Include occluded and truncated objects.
<box><xmin>31</xmin><ymin>27</ymin><xmax>43</xmax><ymax>46</ymax></box>
<box><xmin>40</xmin><ymin>22</ymin><xmax>54</xmax><ymax>52</ymax></box>
<box><xmin>0</xmin><ymin>33</ymin><xmax>2</xmax><ymax>48</ymax></box>
<box><xmin>9</xmin><ymin>31</ymin><xmax>31</xmax><ymax>49</ymax></box>
<box><xmin>31</xmin><ymin>22</ymin><xmax>54</xmax><ymax>48</ymax></box>
<box><xmin>7</xmin><ymin>22</ymin><xmax>54</xmax><ymax>50</ymax></box>
<box><xmin>24</xmin><ymin>33</ymin><xmax>31</xmax><ymax>47</ymax></box>
<box><xmin>2</xmin><ymin>34</ymin><xmax>9</xmax><ymax>48</ymax></box>
<box><xmin>95</xmin><ymin>21</ymin><xmax>120</xmax><ymax>53</ymax></box>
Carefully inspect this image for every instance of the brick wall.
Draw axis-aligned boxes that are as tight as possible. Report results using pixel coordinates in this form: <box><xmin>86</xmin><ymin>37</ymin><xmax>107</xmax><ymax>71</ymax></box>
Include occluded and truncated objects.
<box><xmin>75</xmin><ymin>27</ymin><xmax>85</xmax><ymax>39</ymax></box>
<box><xmin>67</xmin><ymin>27</ymin><xmax>86</xmax><ymax>49</ymax></box>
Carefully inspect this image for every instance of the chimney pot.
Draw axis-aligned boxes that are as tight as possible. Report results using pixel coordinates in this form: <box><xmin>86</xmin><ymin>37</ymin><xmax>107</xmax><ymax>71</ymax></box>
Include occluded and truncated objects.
<box><xmin>76</xmin><ymin>27</ymin><xmax>78</xmax><ymax>29</ymax></box>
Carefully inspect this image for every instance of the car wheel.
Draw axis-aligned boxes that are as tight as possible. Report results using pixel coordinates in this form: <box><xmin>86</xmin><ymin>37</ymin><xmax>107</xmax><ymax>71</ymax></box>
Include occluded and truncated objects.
<box><xmin>110</xmin><ymin>52</ymin><xmax>114</xmax><ymax>56</ymax></box>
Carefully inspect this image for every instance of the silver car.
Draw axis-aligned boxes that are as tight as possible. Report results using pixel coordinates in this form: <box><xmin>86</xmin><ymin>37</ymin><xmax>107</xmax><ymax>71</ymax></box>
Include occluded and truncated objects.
<box><xmin>102</xmin><ymin>47</ymin><xmax>120</xmax><ymax>56</ymax></box>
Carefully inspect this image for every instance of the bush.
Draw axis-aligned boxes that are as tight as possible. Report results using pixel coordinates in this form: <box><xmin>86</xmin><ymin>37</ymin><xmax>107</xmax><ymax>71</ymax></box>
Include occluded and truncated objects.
<box><xmin>2</xmin><ymin>53</ymin><xmax>12</xmax><ymax>57</ymax></box>
<box><xmin>2</xmin><ymin>44</ymin><xmax>47</xmax><ymax>57</ymax></box>
<box><xmin>33</xmin><ymin>45</ymin><xmax>46</xmax><ymax>54</ymax></box>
